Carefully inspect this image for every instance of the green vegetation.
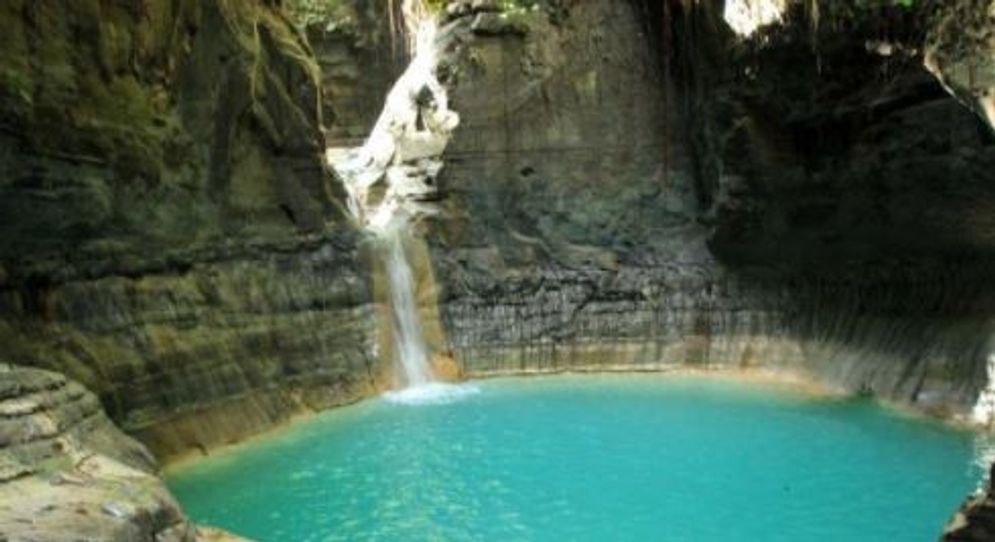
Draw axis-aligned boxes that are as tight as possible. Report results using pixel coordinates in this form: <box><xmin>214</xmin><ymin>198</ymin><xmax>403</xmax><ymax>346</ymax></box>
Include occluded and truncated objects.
<box><xmin>286</xmin><ymin>0</ymin><xmax>358</xmax><ymax>31</ymax></box>
<box><xmin>0</xmin><ymin>68</ymin><xmax>31</xmax><ymax>105</ymax></box>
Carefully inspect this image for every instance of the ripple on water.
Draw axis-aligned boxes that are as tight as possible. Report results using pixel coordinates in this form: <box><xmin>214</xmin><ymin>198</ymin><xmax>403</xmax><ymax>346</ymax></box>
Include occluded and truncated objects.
<box><xmin>167</xmin><ymin>376</ymin><xmax>982</xmax><ymax>542</ymax></box>
<box><xmin>382</xmin><ymin>382</ymin><xmax>481</xmax><ymax>405</ymax></box>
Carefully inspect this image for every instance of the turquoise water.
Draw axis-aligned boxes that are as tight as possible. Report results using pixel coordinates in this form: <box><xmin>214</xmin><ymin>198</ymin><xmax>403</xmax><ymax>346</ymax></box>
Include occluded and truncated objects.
<box><xmin>167</xmin><ymin>376</ymin><xmax>981</xmax><ymax>541</ymax></box>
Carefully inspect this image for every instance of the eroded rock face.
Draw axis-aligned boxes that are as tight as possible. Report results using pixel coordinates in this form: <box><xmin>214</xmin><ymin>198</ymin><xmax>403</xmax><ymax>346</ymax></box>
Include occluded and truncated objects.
<box><xmin>0</xmin><ymin>0</ymin><xmax>382</xmax><ymax>461</ymax></box>
<box><xmin>0</xmin><ymin>233</ymin><xmax>379</xmax><ymax>460</ymax></box>
<box><xmin>0</xmin><ymin>0</ymin><xmax>337</xmax><ymax>263</ymax></box>
<box><xmin>298</xmin><ymin>0</ymin><xmax>406</xmax><ymax>144</ymax></box>
<box><xmin>411</xmin><ymin>0</ymin><xmax>995</xmax><ymax>416</ymax></box>
<box><xmin>0</xmin><ymin>365</ymin><xmax>206</xmax><ymax>541</ymax></box>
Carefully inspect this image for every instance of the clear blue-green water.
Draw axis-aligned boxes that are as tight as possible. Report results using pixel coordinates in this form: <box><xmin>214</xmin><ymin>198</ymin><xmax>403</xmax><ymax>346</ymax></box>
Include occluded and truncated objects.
<box><xmin>167</xmin><ymin>376</ymin><xmax>982</xmax><ymax>541</ymax></box>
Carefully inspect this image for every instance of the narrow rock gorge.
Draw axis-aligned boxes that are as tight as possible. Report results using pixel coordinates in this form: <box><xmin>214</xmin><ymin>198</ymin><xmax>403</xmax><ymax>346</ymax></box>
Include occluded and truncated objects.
<box><xmin>1</xmin><ymin>0</ymin><xmax>994</xmax><ymax>539</ymax></box>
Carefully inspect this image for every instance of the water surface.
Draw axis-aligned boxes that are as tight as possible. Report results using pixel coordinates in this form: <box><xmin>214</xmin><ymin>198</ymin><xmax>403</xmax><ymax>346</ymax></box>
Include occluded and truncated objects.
<box><xmin>168</xmin><ymin>376</ymin><xmax>980</xmax><ymax>541</ymax></box>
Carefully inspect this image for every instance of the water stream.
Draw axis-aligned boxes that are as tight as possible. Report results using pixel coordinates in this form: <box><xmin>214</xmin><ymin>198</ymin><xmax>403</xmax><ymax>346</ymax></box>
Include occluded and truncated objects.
<box><xmin>327</xmin><ymin>0</ymin><xmax>474</xmax><ymax>403</ymax></box>
<box><xmin>382</xmin><ymin>224</ymin><xmax>432</xmax><ymax>388</ymax></box>
<box><xmin>973</xmin><ymin>354</ymin><xmax>995</xmax><ymax>426</ymax></box>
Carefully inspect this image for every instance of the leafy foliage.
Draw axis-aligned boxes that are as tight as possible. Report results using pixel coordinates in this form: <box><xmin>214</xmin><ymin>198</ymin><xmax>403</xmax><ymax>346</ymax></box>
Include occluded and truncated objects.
<box><xmin>286</xmin><ymin>0</ymin><xmax>358</xmax><ymax>31</ymax></box>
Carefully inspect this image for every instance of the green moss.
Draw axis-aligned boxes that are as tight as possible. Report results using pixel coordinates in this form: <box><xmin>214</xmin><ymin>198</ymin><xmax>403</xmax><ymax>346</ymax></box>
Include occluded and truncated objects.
<box><xmin>0</xmin><ymin>67</ymin><xmax>32</xmax><ymax>106</ymax></box>
<box><xmin>286</xmin><ymin>0</ymin><xmax>359</xmax><ymax>32</ymax></box>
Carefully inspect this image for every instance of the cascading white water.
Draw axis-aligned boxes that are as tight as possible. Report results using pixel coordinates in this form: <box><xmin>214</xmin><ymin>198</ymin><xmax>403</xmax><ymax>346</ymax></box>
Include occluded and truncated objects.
<box><xmin>723</xmin><ymin>0</ymin><xmax>787</xmax><ymax>36</ymax></box>
<box><xmin>382</xmin><ymin>222</ymin><xmax>432</xmax><ymax>387</ymax></box>
<box><xmin>327</xmin><ymin>0</ymin><xmax>476</xmax><ymax>403</ymax></box>
<box><xmin>971</xmin><ymin>353</ymin><xmax>995</xmax><ymax>491</ymax></box>
<box><xmin>973</xmin><ymin>354</ymin><xmax>995</xmax><ymax>426</ymax></box>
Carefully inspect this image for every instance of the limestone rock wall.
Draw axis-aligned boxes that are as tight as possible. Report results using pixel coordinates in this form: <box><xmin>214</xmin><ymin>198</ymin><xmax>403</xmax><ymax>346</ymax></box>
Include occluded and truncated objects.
<box><xmin>298</xmin><ymin>0</ymin><xmax>405</xmax><ymax>144</ymax></box>
<box><xmin>0</xmin><ymin>233</ymin><xmax>379</xmax><ymax>460</ymax></box>
<box><xmin>421</xmin><ymin>0</ymin><xmax>995</xmax><ymax>416</ymax></box>
<box><xmin>696</xmin><ymin>1</ymin><xmax>995</xmax><ymax>268</ymax></box>
<box><xmin>0</xmin><ymin>0</ymin><xmax>339</xmax><ymax>263</ymax></box>
<box><xmin>0</xmin><ymin>0</ymin><xmax>388</xmax><ymax>460</ymax></box>
<box><xmin>0</xmin><ymin>365</ymin><xmax>202</xmax><ymax>541</ymax></box>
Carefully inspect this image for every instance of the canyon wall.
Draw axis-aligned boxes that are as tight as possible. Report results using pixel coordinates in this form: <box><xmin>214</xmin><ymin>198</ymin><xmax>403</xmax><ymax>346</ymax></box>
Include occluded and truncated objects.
<box><xmin>424</xmin><ymin>0</ymin><xmax>995</xmax><ymax>416</ymax></box>
<box><xmin>0</xmin><ymin>0</ymin><xmax>990</xmax><ymax>537</ymax></box>
<box><xmin>0</xmin><ymin>0</ymin><xmax>382</xmax><ymax>459</ymax></box>
<box><xmin>0</xmin><ymin>0</ymin><xmax>991</xmax><ymax>459</ymax></box>
<box><xmin>0</xmin><ymin>0</ymin><xmax>993</xmax><ymax>537</ymax></box>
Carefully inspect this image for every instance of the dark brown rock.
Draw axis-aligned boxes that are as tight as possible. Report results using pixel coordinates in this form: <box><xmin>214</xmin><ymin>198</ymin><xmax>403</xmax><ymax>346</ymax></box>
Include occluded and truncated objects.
<box><xmin>944</xmin><ymin>464</ymin><xmax>995</xmax><ymax>541</ymax></box>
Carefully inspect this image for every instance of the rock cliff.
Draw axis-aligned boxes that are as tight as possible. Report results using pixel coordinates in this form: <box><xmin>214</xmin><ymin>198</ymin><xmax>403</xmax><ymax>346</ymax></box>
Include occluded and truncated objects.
<box><xmin>0</xmin><ymin>0</ymin><xmax>381</xmax><ymax>460</ymax></box>
<box><xmin>0</xmin><ymin>0</ymin><xmax>990</xmax><ymax>456</ymax></box>
<box><xmin>0</xmin><ymin>365</ymin><xmax>242</xmax><ymax>541</ymax></box>
<box><xmin>926</xmin><ymin>0</ymin><xmax>995</xmax><ymax>131</ymax></box>
<box><xmin>416</xmin><ymin>0</ymin><xmax>995</xmax><ymax>417</ymax></box>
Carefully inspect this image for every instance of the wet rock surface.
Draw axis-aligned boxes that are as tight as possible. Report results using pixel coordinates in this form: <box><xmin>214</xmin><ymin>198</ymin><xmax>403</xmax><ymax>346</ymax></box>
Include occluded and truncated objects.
<box><xmin>944</xmin><ymin>464</ymin><xmax>995</xmax><ymax>541</ymax></box>
<box><xmin>0</xmin><ymin>0</ymin><xmax>337</xmax><ymax>262</ymax></box>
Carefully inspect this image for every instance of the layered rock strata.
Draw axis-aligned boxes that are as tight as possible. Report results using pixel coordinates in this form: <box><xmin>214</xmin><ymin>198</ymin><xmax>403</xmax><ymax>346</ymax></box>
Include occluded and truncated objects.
<box><xmin>0</xmin><ymin>0</ymin><xmax>381</xmax><ymax>461</ymax></box>
<box><xmin>419</xmin><ymin>0</ymin><xmax>995</xmax><ymax>417</ymax></box>
<box><xmin>0</xmin><ymin>365</ymin><xmax>241</xmax><ymax>541</ymax></box>
<box><xmin>0</xmin><ymin>233</ymin><xmax>378</xmax><ymax>460</ymax></box>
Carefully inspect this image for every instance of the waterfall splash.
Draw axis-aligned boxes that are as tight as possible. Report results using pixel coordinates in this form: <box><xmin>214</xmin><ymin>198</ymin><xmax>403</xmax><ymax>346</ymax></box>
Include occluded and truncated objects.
<box><xmin>327</xmin><ymin>0</ymin><xmax>476</xmax><ymax>405</ymax></box>
<box><xmin>723</xmin><ymin>0</ymin><xmax>787</xmax><ymax>36</ymax></box>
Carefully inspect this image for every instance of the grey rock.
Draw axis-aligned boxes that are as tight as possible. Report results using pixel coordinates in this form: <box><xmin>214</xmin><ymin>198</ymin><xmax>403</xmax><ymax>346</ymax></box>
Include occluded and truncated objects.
<box><xmin>0</xmin><ymin>366</ymin><xmax>196</xmax><ymax>541</ymax></box>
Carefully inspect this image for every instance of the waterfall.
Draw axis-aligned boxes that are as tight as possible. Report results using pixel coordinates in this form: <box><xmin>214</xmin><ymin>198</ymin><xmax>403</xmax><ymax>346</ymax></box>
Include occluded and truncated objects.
<box><xmin>723</xmin><ymin>0</ymin><xmax>787</xmax><ymax>36</ymax></box>
<box><xmin>382</xmin><ymin>223</ymin><xmax>432</xmax><ymax>387</ymax></box>
<box><xmin>971</xmin><ymin>353</ymin><xmax>995</xmax><ymax>493</ymax></box>
<box><xmin>973</xmin><ymin>354</ymin><xmax>995</xmax><ymax>426</ymax></box>
<box><xmin>327</xmin><ymin>0</ymin><xmax>476</xmax><ymax>404</ymax></box>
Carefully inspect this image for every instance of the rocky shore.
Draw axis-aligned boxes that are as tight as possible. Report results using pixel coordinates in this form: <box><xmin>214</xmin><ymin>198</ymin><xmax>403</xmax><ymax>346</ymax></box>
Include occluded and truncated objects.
<box><xmin>0</xmin><ymin>365</ymin><xmax>245</xmax><ymax>541</ymax></box>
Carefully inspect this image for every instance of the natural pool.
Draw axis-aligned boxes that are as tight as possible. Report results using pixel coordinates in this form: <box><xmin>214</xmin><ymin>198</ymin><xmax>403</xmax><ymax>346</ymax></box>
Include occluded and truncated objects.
<box><xmin>167</xmin><ymin>376</ymin><xmax>983</xmax><ymax>541</ymax></box>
